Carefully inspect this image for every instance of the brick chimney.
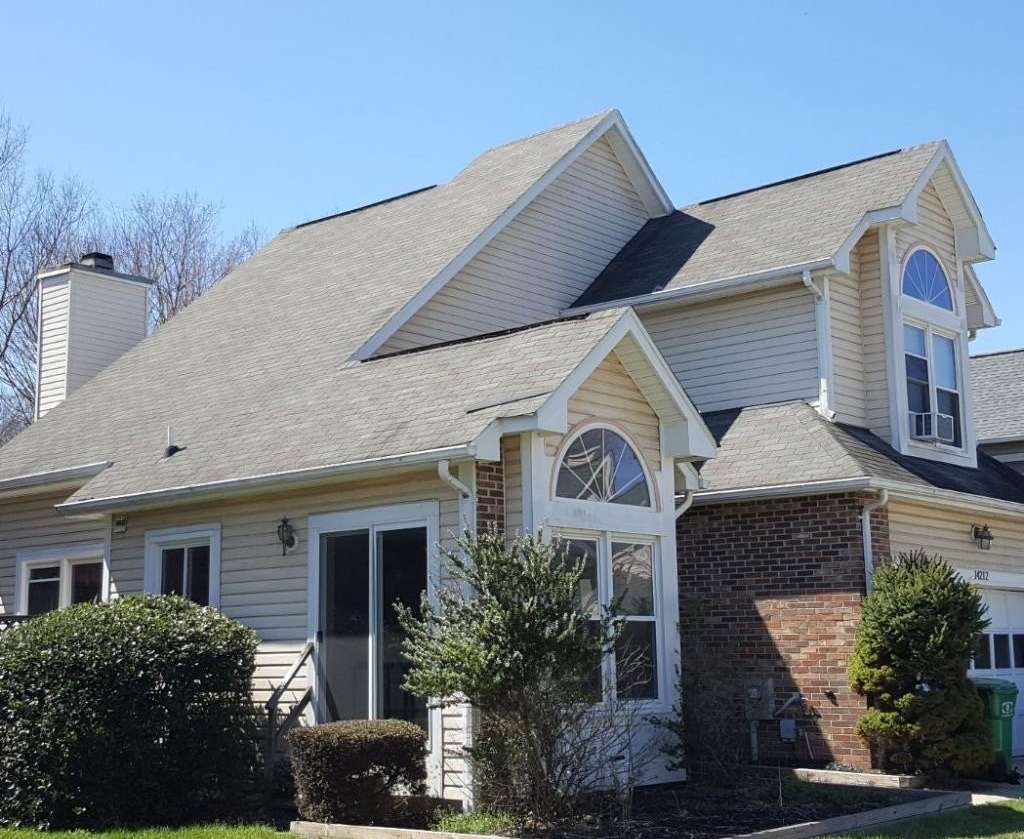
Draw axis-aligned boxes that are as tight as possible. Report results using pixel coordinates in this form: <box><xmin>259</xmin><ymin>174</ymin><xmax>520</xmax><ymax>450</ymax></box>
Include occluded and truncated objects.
<box><xmin>35</xmin><ymin>253</ymin><xmax>152</xmax><ymax>419</ymax></box>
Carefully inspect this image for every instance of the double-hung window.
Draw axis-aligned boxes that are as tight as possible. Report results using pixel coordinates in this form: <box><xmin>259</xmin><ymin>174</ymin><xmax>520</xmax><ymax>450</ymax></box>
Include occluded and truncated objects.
<box><xmin>562</xmin><ymin>534</ymin><xmax>659</xmax><ymax>702</ymax></box>
<box><xmin>16</xmin><ymin>545</ymin><xmax>107</xmax><ymax>616</ymax></box>
<box><xmin>144</xmin><ymin>524</ymin><xmax>221</xmax><ymax>607</ymax></box>
<box><xmin>903</xmin><ymin>322</ymin><xmax>962</xmax><ymax>448</ymax></box>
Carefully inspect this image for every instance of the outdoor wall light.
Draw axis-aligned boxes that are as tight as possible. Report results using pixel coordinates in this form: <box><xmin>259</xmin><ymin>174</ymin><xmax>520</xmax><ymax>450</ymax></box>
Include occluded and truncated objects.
<box><xmin>972</xmin><ymin>524</ymin><xmax>994</xmax><ymax>551</ymax></box>
<box><xmin>277</xmin><ymin>517</ymin><xmax>297</xmax><ymax>556</ymax></box>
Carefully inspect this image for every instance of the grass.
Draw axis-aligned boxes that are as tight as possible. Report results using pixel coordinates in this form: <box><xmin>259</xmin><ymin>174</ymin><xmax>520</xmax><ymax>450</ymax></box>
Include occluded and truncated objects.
<box><xmin>834</xmin><ymin>800</ymin><xmax>1024</xmax><ymax>838</ymax></box>
<box><xmin>432</xmin><ymin>810</ymin><xmax>519</xmax><ymax>835</ymax></box>
<box><xmin>0</xmin><ymin>827</ymin><xmax>287</xmax><ymax>839</ymax></box>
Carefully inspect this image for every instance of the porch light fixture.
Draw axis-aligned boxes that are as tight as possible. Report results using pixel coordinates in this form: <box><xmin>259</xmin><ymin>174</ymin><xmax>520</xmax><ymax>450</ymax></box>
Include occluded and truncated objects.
<box><xmin>277</xmin><ymin>517</ymin><xmax>297</xmax><ymax>556</ymax></box>
<box><xmin>972</xmin><ymin>524</ymin><xmax>994</xmax><ymax>551</ymax></box>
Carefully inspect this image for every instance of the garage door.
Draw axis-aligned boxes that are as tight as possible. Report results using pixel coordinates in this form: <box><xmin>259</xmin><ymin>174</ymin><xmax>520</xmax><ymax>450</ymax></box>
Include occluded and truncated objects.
<box><xmin>970</xmin><ymin>588</ymin><xmax>1024</xmax><ymax>758</ymax></box>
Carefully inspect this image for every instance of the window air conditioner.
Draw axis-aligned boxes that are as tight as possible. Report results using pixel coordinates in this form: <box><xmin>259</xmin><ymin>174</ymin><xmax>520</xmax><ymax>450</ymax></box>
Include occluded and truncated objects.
<box><xmin>909</xmin><ymin>411</ymin><xmax>956</xmax><ymax>444</ymax></box>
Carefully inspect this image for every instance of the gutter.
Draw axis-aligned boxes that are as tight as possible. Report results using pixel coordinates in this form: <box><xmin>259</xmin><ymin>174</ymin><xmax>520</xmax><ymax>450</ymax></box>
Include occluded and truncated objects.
<box><xmin>674</xmin><ymin>490</ymin><xmax>695</xmax><ymax>519</ymax></box>
<box><xmin>55</xmin><ymin>444</ymin><xmax>475</xmax><ymax>515</ymax></box>
<box><xmin>566</xmin><ymin>258</ymin><xmax>835</xmax><ymax>316</ymax></box>
<box><xmin>861</xmin><ymin>489</ymin><xmax>889</xmax><ymax>593</ymax></box>
<box><xmin>437</xmin><ymin>460</ymin><xmax>473</xmax><ymax>499</ymax></box>
<box><xmin>0</xmin><ymin>461</ymin><xmax>112</xmax><ymax>495</ymax></box>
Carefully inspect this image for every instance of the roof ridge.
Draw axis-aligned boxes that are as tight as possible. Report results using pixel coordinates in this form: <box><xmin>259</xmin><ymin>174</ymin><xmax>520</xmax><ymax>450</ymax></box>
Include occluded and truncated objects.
<box><xmin>477</xmin><ymin>109</ymin><xmax>613</xmax><ymax>155</ymax></box>
<box><xmin>293</xmin><ymin>185</ymin><xmax>437</xmax><ymax>229</ymax></box>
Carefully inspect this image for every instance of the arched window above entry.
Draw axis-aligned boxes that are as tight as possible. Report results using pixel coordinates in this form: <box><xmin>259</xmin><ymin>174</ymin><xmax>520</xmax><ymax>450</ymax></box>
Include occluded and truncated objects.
<box><xmin>555</xmin><ymin>427</ymin><xmax>651</xmax><ymax>507</ymax></box>
<box><xmin>902</xmin><ymin>249</ymin><xmax>953</xmax><ymax>311</ymax></box>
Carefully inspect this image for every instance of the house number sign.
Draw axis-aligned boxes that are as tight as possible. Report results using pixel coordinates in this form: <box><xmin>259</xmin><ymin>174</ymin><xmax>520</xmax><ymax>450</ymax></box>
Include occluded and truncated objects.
<box><xmin>972</xmin><ymin>569</ymin><xmax>990</xmax><ymax>582</ymax></box>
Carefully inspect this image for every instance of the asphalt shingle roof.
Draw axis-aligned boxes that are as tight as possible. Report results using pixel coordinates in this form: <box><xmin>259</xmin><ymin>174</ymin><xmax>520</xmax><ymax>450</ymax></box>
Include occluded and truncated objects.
<box><xmin>0</xmin><ymin>113</ymin><xmax>616</xmax><ymax>501</ymax></box>
<box><xmin>698</xmin><ymin>401</ymin><xmax>1024</xmax><ymax>505</ymax></box>
<box><xmin>971</xmin><ymin>350</ymin><xmax>1024</xmax><ymax>442</ymax></box>
<box><xmin>574</xmin><ymin>143</ymin><xmax>940</xmax><ymax>307</ymax></box>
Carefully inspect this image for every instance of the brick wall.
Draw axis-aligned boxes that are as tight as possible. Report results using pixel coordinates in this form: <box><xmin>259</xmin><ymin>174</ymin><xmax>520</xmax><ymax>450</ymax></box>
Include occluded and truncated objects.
<box><xmin>677</xmin><ymin>492</ymin><xmax>890</xmax><ymax>769</ymax></box>
<box><xmin>475</xmin><ymin>459</ymin><xmax>505</xmax><ymax>534</ymax></box>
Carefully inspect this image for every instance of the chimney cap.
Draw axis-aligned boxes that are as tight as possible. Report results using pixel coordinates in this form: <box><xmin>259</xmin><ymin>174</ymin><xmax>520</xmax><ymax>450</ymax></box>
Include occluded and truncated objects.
<box><xmin>79</xmin><ymin>252</ymin><xmax>114</xmax><ymax>270</ymax></box>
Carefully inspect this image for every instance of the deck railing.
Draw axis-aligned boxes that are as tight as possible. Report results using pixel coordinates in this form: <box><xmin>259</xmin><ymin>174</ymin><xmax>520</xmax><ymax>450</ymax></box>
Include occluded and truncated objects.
<box><xmin>264</xmin><ymin>639</ymin><xmax>314</xmax><ymax>788</ymax></box>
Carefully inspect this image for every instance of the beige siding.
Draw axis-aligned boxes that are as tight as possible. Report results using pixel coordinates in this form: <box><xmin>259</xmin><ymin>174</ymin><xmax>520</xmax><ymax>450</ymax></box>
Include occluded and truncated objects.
<box><xmin>380</xmin><ymin>137</ymin><xmax>649</xmax><ymax>353</ymax></box>
<box><xmin>67</xmin><ymin>274</ymin><xmax>148</xmax><ymax>394</ymax></box>
<box><xmin>888</xmin><ymin>499</ymin><xmax>1024</xmax><ymax>574</ymax></box>
<box><xmin>547</xmin><ymin>352</ymin><xmax>661</xmax><ymax>473</ymax></box>
<box><xmin>896</xmin><ymin>182</ymin><xmax>958</xmax><ymax>281</ymax></box>
<box><xmin>37</xmin><ymin>277</ymin><xmax>70</xmax><ymax>417</ymax></box>
<box><xmin>502</xmin><ymin>435</ymin><xmax>523</xmax><ymax>536</ymax></box>
<box><xmin>640</xmin><ymin>283</ymin><xmax>819</xmax><ymax>413</ymax></box>
<box><xmin>856</xmin><ymin>230</ymin><xmax>890</xmax><ymax>440</ymax></box>
<box><xmin>829</xmin><ymin>263</ymin><xmax>866</xmax><ymax>426</ymax></box>
<box><xmin>0</xmin><ymin>491</ymin><xmax>108</xmax><ymax>612</ymax></box>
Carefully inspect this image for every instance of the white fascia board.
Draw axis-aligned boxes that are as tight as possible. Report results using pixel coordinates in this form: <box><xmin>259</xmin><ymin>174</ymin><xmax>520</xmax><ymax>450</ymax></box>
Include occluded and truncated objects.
<box><xmin>874</xmin><ymin>478</ymin><xmax>1024</xmax><ymax>520</ymax></box>
<box><xmin>351</xmin><ymin>111</ymin><xmax>668</xmax><ymax>362</ymax></box>
<box><xmin>54</xmin><ymin>444</ymin><xmax>475</xmax><ymax>516</ymax></box>
<box><xmin>965</xmin><ymin>265</ymin><xmax>1001</xmax><ymax>329</ymax></box>
<box><xmin>0</xmin><ymin>461</ymin><xmax>112</xmax><ymax>496</ymax></box>
<box><xmin>692</xmin><ymin>477</ymin><xmax>873</xmax><ymax>504</ymax></box>
<box><xmin>566</xmin><ymin>259</ymin><xmax>834</xmax><ymax>316</ymax></box>
<box><xmin>832</xmin><ymin>206</ymin><xmax>909</xmax><ymax>274</ymax></box>
<box><xmin>602</xmin><ymin>111</ymin><xmax>674</xmax><ymax>216</ymax></box>
<box><xmin>977</xmin><ymin>434</ymin><xmax>1024</xmax><ymax>446</ymax></box>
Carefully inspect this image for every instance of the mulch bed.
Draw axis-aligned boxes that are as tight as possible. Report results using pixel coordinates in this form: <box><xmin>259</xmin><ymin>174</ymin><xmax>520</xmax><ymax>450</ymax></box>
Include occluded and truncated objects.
<box><xmin>542</xmin><ymin>776</ymin><xmax>913</xmax><ymax>839</ymax></box>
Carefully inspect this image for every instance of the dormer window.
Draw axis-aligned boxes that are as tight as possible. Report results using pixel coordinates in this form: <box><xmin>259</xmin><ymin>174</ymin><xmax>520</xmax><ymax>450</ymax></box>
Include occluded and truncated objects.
<box><xmin>902</xmin><ymin>248</ymin><xmax>953</xmax><ymax>311</ymax></box>
<box><xmin>555</xmin><ymin>427</ymin><xmax>651</xmax><ymax>507</ymax></box>
<box><xmin>904</xmin><ymin>323</ymin><xmax>962</xmax><ymax>448</ymax></box>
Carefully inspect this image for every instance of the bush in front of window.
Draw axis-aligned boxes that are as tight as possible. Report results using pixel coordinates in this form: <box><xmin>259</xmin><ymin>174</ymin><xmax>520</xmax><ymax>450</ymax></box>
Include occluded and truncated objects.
<box><xmin>849</xmin><ymin>550</ymin><xmax>991</xmax><ymax>779</ymax></box>
<box><xmin>396</xmin><ymin>528</ymin><xmax>652</xmax><ymax>825</ymax></box>
<box><xmin>288</xmin><ymin>719</ymin><xmax>428</xmax><ymax>825</ymax></box>
<box><xmin>0</xmin><ymin>595</ymin><xmax>259</xmax><ymax>828</ymax></box>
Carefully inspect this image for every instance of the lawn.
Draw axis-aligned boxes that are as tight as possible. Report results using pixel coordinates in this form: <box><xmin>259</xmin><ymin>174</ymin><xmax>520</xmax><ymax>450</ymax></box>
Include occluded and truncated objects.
<box><xmin>835</xmin><ymin>800</ymin><xmax>1024</xmax><ymax>838</ymax></box>
<box><xmin>0</xmin><ymin>828</ymin><xmax>286</xmax><ymax>839</ymax></box>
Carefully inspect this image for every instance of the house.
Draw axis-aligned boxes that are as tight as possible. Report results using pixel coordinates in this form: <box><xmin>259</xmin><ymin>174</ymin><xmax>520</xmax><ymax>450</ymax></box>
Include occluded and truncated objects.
<box><xmin>1</xmin><ymin>110</ymin><xmax>1022</xmax><ymax>794</ymax></box>
<box><xmin>972</xmin><ymin>349</ymin><xmax>1024</xmax><ymax>474</ymax></box>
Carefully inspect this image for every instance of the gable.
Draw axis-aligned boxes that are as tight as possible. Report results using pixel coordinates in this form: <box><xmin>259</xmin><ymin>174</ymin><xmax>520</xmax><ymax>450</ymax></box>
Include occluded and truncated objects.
<box><xmin>378</xmin><ymin>136</ymin><xmax>651</xmax><ymax>354</ymax></box>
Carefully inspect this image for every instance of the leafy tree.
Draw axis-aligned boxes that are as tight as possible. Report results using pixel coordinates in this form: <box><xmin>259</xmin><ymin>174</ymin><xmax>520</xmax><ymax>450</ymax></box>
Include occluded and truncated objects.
<box><xmin>849</xmin><ymin>549</ymin><xmax>991</xmax><ymax>777</ymax></box>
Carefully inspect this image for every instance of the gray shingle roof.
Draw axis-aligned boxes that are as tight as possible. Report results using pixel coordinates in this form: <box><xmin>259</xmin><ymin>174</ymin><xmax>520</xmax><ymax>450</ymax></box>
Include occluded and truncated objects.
<box><xmin>0</xmin><ymin>113</ymin><xmax>615</xmax><ymax>498</ymax></box>
<box><xmin>698</xmin><ymin>401</ymin><xmax>1024</xmax><ymax>505</ymax></box>
<box><xmin>971</xmin><ymin>350</ymin><xmax>1024</xmax><ymax>442</ymax></box>
<box><xmin>575</xmin><ymin>143</ymin><xmax>940</xmax><ymax>307</ymax></box>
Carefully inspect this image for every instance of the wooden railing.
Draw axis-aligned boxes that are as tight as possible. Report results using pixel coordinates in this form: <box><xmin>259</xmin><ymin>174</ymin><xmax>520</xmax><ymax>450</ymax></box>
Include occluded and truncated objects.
<box><xmin>264</xmin><ymin>639</ymin><xmax>314</xmax><ymax>788</ymax></box>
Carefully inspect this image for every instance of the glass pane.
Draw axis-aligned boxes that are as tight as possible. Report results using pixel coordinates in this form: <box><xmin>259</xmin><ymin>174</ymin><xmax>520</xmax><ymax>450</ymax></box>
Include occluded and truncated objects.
<box><xmin>932</xmin><ymin>335</ymin><xmax>957</xmax><ymax>390</ymax></box>
<box><xmin>902</xmin><ymin>250</ymin><xmax>952</xmax><ymax>310</ymax></box>
<box><xmin>615</xmin><ymin>621</ymin><xmax>658</xmax><ymax>700</ymax></box>
<box><xmin>974</xmin><ymin>634</ymin><xmax>992</xmax><ymax>669</ymax></box>
<box><xmin>936</xmin><ymin>389</ymin><xmax>962</xmax><ymax>447</ymax></box>
<box><xmin>29</xmin><ymin>565</ymin><xmax>60</xmax><ymax>581</ymax></box>
<box><xmin>378</xmin><ymin>527</ymin><xmax>428</xmax><ymax>729</ymax></box>
<box><xmin>1014</xmin><ymin>635</ymin><xmax>1024</xmax><ymax>669</ymax></box>
<box><xmin>906</xmin><ymin>381</ymin><xmax>930</xmax><ymax>414</ymax></box>
<box><xmin>322</xmin><ymin>531</ymin><xmax>370</xmax><ymax>722</ymax></box>
<box><xmin>27</xmin><ymin>579</ymin><xmax>60</xmax><ymax>615</ymax></box>
<box><xmin>612</xmin><ymin>543</ymin><xmax>654</xmax><ymax>616</ymax></box>
<box><xmin>564</xmin><ymin>539</ymin><xmax>600</xmax><ymax>616</ymax></box>
<box><xmin>603</xmin><ymin>430</ymin><xmax>651</xmax><ymax>506</ymax></box>
<box><xmin>71</xmin><ymin>562</ymin><xmax>103</xmax><ymax>605</ymax></box>
<box><xmin>556</xmin><ymin>428</ymin><xmax>650</xmax><ymax>507</ymax></box>
<box><xmin>556</xmin><ymin>430</ymin><xmax>603</xmax><ymax>501</ymax></box>
<box><xmin>994</xmin><ymin>634</ymin><xmax>1011</xmax><ymax>669</ymax></box>
<box><xmin>905</xmin><ymin>354</ymin><xmax>929</xmax><ymax>383</ymax></box>
<box><xmin>903</xmin><ymin>324</ymin><xmax>927</xmax><ymax>356</ymax></box>
<box><xmin>161</xmin><ymin>548</ymin><xmax>185</xmax><ymax>596</ymax></box>
<box><xmin>187</xmin><ymin>546</ymin><xmax>210</xmax><ymax>607</ymax></box>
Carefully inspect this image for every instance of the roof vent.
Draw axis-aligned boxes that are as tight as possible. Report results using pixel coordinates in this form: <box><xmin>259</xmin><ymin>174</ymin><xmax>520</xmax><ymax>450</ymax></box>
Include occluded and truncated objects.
<box><xmin>79</xmin><ymin>252</ymin><xmax>114</xmax><ymax>271</ymax></box>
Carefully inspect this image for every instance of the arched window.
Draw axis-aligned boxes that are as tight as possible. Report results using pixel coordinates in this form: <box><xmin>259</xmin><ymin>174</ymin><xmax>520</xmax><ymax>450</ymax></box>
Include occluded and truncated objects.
<box><xmin>555</xmin><ymin>427</ymin><xmax>651</xmax><ymax>507</ymax></box>
<box><xmin>902</xmin><ymin>249</ymin><xmax>953</xmax><ymax>310</ymax></box>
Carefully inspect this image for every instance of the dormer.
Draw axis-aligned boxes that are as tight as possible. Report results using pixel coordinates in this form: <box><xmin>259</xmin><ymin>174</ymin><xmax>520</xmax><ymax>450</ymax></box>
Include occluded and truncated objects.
<box><xmin>35</xmin><ymin>253</ymin><xmax>152</xmax><ymax>419</ymax></box>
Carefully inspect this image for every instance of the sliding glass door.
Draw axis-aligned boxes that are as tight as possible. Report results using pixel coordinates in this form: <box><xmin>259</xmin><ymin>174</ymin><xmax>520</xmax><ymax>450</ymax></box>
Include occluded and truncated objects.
<box><xmin>319</xmin><ymin>524</ymin><xmax>428</xmax><ymax>728</ymax></box>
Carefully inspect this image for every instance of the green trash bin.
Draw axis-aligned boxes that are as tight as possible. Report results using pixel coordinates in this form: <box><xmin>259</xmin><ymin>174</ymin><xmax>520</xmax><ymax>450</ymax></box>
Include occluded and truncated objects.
<box><xmin>973</xmin><ymin>677</ymin><xmax>1018</xmax><ymax>777</ymax></box>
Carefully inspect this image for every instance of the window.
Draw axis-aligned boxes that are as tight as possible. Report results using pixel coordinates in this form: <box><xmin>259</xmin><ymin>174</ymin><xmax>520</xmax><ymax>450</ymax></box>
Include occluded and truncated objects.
<box><xmin>15</xmin><ymin>545</ymin><xmax>107</xmax><ymax>616</ymax></box>
<box><xmin>561</xmin><ymin>534</ymin><xmax>659</xmax><ymax>702</ymax></box>
<box><xmin>144</xmin><ymin>524</ymin><xmax>221</xmax><ymax>608</ymax></box>
<box><xmin>903</xmin><ymin>323</ymin><xmax>962</xmax><ymax>447</ymax></box>
<box><xmin>902</xmin><ymin>249</ymin><xmax>953</xmax><ymax>310</ymax></box>
<box><xmin>556</xmin><ymin>427</ymin><xmax>651</xmax><ymax>507</ymax></box>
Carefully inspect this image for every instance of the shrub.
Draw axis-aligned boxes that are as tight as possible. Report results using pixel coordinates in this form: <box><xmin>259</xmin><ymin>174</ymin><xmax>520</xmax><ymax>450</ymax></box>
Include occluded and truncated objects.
<box><xmin>849</xmin><ymin>550</ymin><xmax>991</xmax><ymax>777</ymax></box>
<box><xmin>433</xmin><ymin>809</ymin><xmax>519</xmax><ymax>835</ymax></box>
<box><xmin>288</xmin><ymin>719</ymin><xmax>427</xmax><ymax>824</ymax></box>
<box><xmin>0</xmin><ymin>595</ymin><xmax>259</xmax><ymax>828</ymax></box>
<box><xmin>397</xmin><ymin>529</ymin><xmax>648</xmax><ymax>823</ymax></box>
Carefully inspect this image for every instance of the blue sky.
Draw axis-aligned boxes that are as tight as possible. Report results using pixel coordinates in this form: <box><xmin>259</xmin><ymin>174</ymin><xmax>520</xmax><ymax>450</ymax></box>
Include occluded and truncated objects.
<box><xmin>3</xmin><ymin>1</ymin><xmax>1021</xmax><ymax>352</ymax></box>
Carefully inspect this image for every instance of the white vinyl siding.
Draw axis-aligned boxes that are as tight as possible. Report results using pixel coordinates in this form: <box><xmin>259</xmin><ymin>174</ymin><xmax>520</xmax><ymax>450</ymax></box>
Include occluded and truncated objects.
<box><xmin>896</xmin><ymin>183</ymin><xmax>958</xmax><ymax>283</ymax></box>
<box><xmin>502</xmin><ymin>436</ymin><xmax>523</xmax><ymax>536</ymax></box>
<box><xmin>855</xmin><ymin>230</ymin><xmax>890</xmax><ymax>440</ymax></box>
<box><xmin>66</xmin><ymin>274</ymin><xmax>148</xmax><ymax>394</ymax></box>
<box><xmin>829</xmin><ymin>263</ymin><xmax>867</xmax><ymax>426</ymax></box>
<box><xmin>640</xmin><ymin>283</ymin><xmax>819</xmax><ymax>413</ymax></box>
<box><xmin>37</xmin><ymin>277</ymin><xmax>71</xmax><ymax>417</ymax></box>
<box><xmin>380</xmin><ymin>137</ymin><xmax>649</xmax><ymax>353</ymax></box>
<box><xmin>0</xmin><ymin>491</ymin><xmax>108</xmax><ymax>613</ymax></box>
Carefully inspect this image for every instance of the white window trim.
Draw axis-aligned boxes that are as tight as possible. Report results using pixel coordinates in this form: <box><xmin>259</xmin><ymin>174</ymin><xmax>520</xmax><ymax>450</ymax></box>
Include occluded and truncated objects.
<box><xmin>15</xmin><ymin>542</ymin><xmax>110</xmax><ymax>615</ymax></box>
<box><xmin>902</xmin><ymin>317</ymin><xmax>966</xmax><ymax>456</ymax></box>
<box><xmin>554</xmin><ymin>529</ymin><xmax>667</xmax><ymax>711</ymax></box>
<box><xmin>143</xmin><ymin>523</ymin><xmax>222</xmax><ymax>607</ymax></box>
<box><xmin>900</xmin><ymin>245</ymin><xmax>959</xmax><ymax>322</ymax></box>
<box><xmin>306</xmin><ymin>501</ymin><xmax>442</xmax><ymax>782</ymax></box>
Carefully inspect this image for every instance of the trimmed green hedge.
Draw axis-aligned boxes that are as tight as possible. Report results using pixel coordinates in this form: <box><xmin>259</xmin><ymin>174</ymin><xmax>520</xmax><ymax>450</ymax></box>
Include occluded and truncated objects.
<box><xmin>288</xmin><ymin>719</ymin><xmax>427</xmax><ymax>824</ymax></box>
<box><xmin>0</xmin><ymin>596</ymin><xmax>259</xmax><ymax>828</ymax></box>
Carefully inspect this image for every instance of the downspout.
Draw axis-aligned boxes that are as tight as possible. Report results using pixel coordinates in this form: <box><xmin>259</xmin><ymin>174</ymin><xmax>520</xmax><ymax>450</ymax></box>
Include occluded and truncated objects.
<box><xmin>861</xmin><ymin>489</ymin><xmax>889</xmax><ymax>593</ymax></box>
<box><xmin>675</xmin><ymin>490</ymin><xmax>695</xmax><ymax>519</ymax></box>
<box><xmin>437</xmin><ymin>460</ymin><xmax>472</xmax><ymax>499</ymax></box>
<box><xmin>802</xmin><ymin>269</ymin><xmax>834</xmax><ymax>419</ymax></box>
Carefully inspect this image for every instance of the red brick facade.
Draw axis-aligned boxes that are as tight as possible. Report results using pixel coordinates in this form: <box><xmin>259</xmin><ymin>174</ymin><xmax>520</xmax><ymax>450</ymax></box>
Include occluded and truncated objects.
<box><xmin>476</xmin><ymin>460</ymin><xmax>505</xmax><ymax>534</ymax></box>
<box><xmin>677</xmin><ymin>492</ymin><xmax>890</xmax><ymax>768</ymax></box>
